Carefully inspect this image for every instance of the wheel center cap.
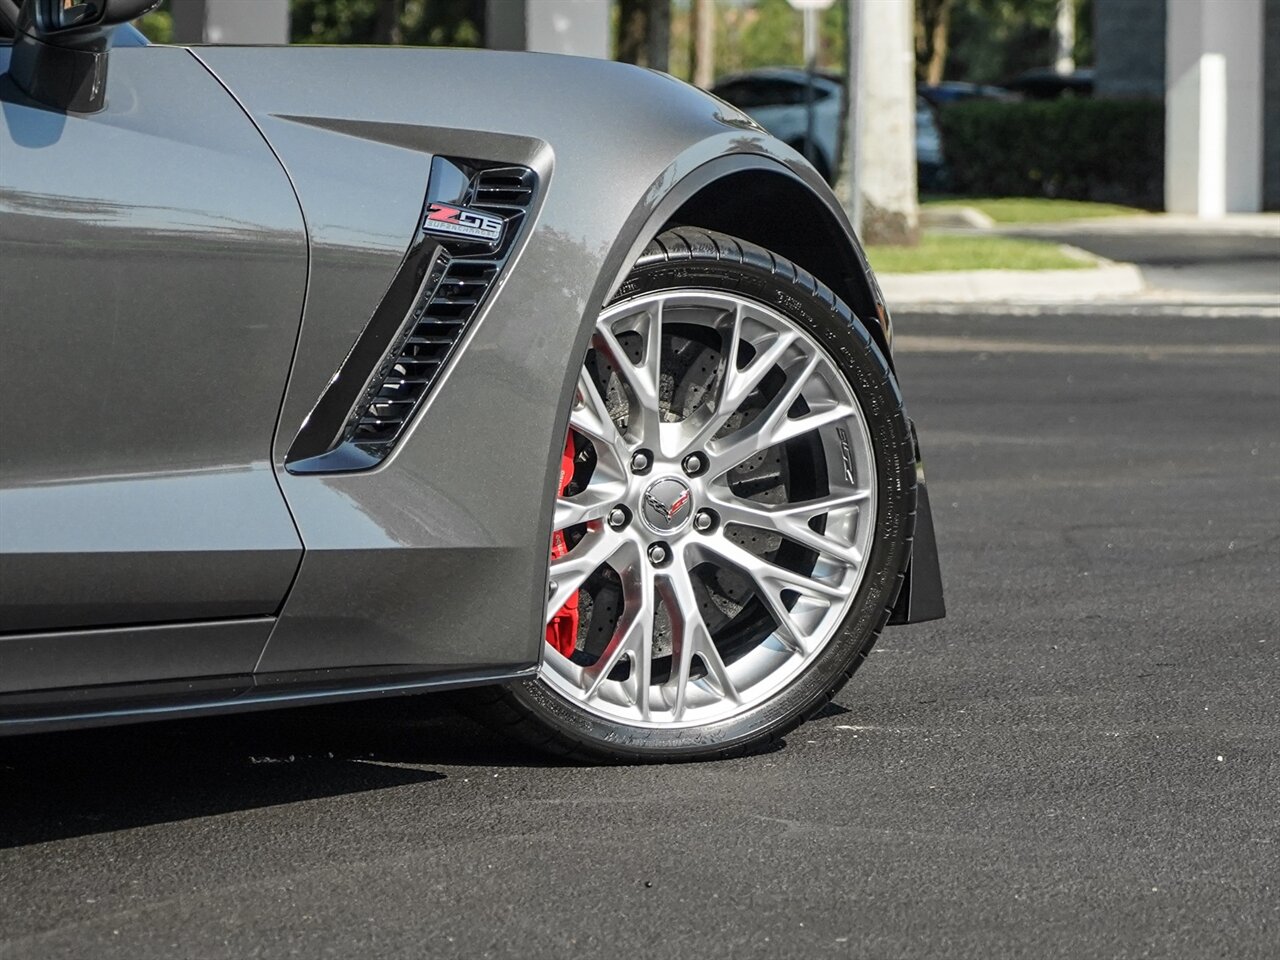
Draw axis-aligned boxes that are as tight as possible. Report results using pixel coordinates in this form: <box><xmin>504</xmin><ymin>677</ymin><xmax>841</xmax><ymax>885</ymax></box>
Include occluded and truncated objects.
<box><xmin>640</xmin><ymin>477</ymin><xmax>694</xmax><ymax>534</ymax></box>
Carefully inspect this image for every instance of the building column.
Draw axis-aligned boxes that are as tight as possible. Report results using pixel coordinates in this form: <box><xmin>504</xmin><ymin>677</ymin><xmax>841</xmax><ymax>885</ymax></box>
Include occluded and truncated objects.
<box><xmin>485</xmin><ymin>0</ymin><xmax>609</xmax><ymax>58</ymax></box>
<box><xmin>171</xmin><ymin>0</ymin><xmax>289</xmax><ymax>44</ymax></box>
<box><xmin>1165</xmin><ymin>0</ymin><xmax>1265</xmax><ymax>215</ymax></box>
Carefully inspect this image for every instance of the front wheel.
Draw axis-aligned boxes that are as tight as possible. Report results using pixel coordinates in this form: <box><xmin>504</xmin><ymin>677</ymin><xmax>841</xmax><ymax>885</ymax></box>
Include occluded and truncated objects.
<box><xmin>478</xmin><ymin>228</ymin><xmax>916</xmax><ymax>762</ymax></box>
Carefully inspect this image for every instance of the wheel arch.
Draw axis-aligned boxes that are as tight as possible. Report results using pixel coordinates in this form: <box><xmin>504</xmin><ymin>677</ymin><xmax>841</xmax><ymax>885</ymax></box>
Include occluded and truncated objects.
<box><xmin>782</xmin><ymin>138</ymin><xmax>833</xmax><ymax>184</ymax></box>
<box><xmin>650</xmin><ymin>157</ymin><xmax>892</xmax><ymax>363</ymax></box>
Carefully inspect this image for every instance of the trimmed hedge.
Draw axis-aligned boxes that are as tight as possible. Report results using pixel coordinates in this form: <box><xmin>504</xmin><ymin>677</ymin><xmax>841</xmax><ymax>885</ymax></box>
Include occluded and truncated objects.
<box><xmin>936</xmin><ymin>99</ymin><xmax>1165</xmax><ymax>209</ymax></box>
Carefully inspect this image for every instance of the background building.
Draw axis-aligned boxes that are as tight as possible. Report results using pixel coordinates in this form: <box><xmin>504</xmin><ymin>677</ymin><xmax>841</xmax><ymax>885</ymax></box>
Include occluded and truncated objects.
<box><xmin>163</xmin><ymin>0</ymin><xmax>1279</xmax><ymax>213</ymax></box>
<box><xmin>1096</xmin><ymin>0</ymin><xmax>1280</xmax><ymax>212</ymax></box>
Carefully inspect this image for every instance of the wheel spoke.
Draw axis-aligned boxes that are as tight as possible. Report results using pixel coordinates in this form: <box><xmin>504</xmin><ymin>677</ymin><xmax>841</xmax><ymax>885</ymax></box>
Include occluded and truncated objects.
<box><xmin>593</xmin><ymin>302</ymin><xmax>664</xmax><ymax>446</ymax></box>
<box><xmin>555</xmin><ymin>480</ymin><xmax>625</xmax><ymax>530</ymax></box>
<box><xmin>772</xmin><ymin>489</ymin><xmax>872</xmax><ymax>518</ymax></box>
<box><xmin>768</xmin><ymin>397</ymin><xmax>858</xmax><ymax>447</ymax></box>
<box><xmin>705</xmin><ymin>352</ymin><xmax>855</xmax><ymax>477</ymax></box>
<box><xmin>658</xmin><ymin>562</ymin><xmax>699</xmax><ymax>720</ymax></box>
<box><xmin>569</xmin><ymin>367</ymin><xmax>629</xmax><ymax>473</ymax></box>
<box><xmin>659</xmin><ymin>560</ymin><xmax>739</xmax><ymax>719</ymax></box>
<box><xmin>705</xmin><ymin>489</ymin><xmax>869</xmax><ymax>566</ymax></box>
<box><xmin>691</xmin><ymin>534</ymin><xmax>845</xmax><ymax>652</ymax></box>
<box><xmin>683</xmin><ymin>305</ymin><xmax>798</xmax><ymax>454</ymax></box>
<box><xmin>581</xmin><ymin>603</ymin><xmax>641</xmax><ymax>699</ymax></box>
<box><xmin>580</xmin><ymin>542</ymin><xmax>653</xmax><ymax>708</ymax></box>
<box><xmin>624</xmin><ymin>629</ymin><xmax>654</xmax><ymax>720</ymax></box>
<box><xmin>694</xmin><ymin>629</ymin><xmax>740</xmax><ymax>704</ymax></box>
<box><xmin>546</xmin><ymin>527</ymin><xmax>628</xmax><ymax>621</ymax></box>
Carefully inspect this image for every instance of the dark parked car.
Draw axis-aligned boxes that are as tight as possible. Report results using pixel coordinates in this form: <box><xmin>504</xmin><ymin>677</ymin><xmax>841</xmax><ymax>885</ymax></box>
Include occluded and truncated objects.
<box><xmin>1005</xmin><ymin>67</ymin><xmax>1094</xmax><ymax>100</ymax></box>
<box><xmin>0</xmin><ymin>0</ymin><xmax>942</xmax><ymax>762</ymax></box>
<box><xmin>711</xmin><ymin>67</ymin><xmax>948</xmax><ymax>190</ymax></box>
<box><xmin>917</xmin><ymin>80</ymin><xmax>1019</xmax><ymax>107</ymax></box>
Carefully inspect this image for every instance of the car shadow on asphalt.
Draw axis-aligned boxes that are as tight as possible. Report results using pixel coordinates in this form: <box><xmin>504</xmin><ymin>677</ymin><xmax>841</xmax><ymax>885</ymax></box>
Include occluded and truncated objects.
<box><xmin>0</xmin><ymin>696</ymin><xmax>561</xmax><ymax>849</ymax></box>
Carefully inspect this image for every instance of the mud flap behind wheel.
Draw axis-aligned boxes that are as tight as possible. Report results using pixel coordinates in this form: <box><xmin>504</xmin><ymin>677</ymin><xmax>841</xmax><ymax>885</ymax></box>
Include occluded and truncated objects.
<box><xmin>888</xmin><ymin>421</ymin><xmax>945</xmax><ymax>625</ymax></box>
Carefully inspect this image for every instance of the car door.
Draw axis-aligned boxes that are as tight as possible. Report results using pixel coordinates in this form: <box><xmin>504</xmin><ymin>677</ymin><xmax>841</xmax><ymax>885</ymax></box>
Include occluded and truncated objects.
<box><xmin>0</xmin><ymin>35</ymin><xmax>308</xmax><ymax>689</ymax></box>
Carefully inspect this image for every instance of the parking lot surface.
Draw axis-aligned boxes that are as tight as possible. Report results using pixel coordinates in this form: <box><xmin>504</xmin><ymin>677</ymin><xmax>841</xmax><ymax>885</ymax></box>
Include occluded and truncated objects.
<box><xmin>2</xmin><ymin>307</ymin><xmax>1276</xmax><ymax>959</ymax></box>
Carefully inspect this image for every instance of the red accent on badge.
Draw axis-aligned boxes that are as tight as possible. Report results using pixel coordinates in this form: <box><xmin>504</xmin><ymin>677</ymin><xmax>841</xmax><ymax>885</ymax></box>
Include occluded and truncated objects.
<box><xmin>426</xmin><ymin>204</ymin><xmax>462</xmax><ymax>223</ymax></box>
<box><xmin>669</xmin><ymin>489</ymin><xmax>691</xmax><ymax>518</ymax></box>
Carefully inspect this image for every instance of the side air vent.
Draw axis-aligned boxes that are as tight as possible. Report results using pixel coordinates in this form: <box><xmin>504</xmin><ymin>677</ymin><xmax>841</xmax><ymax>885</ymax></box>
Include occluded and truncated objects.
<box><xmin>470</xmin><ymin>169</ymin><xmax>536</xmax><ymax>207</ymax></box>
<box><xmin>287</xmin><ymin>160</ymin><xmax>537</xmax><ymax>474</ymax></box>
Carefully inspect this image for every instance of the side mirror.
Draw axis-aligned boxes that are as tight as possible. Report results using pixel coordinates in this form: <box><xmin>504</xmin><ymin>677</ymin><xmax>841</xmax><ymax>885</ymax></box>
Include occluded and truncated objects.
<box><xmin>9</xmin><ymin>0</ymin><xmax>161</xmax><ymax>113</ymax></box>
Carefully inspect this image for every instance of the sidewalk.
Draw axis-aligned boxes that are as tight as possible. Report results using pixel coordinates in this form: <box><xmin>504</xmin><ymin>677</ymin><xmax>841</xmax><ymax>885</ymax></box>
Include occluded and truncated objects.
<box><xmin>879</xmin><ymin>212</ymin><xmax>1280</xmax><ymax>308</ymax></box>
<box><xmin>1008</xmin><ymin>213</ymin><xmax>1280</xmax><ymax>238</ymax></box>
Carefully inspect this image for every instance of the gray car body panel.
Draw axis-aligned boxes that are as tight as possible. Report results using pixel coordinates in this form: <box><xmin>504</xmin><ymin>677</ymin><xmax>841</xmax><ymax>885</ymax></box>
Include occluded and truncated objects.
<box><xmin>0</xmin><ymin>44</ymin><xmax>305</xmax><ymax>650</ymax></box>
<box><xmin>0</xmin><ymin>39</ymin><xmax>934</xmax><ymax>729</ymax></box>
<box><xmin>191</xmin><ymin>46</ymin><xmax>856</xmax><ymax>683</ymax></box>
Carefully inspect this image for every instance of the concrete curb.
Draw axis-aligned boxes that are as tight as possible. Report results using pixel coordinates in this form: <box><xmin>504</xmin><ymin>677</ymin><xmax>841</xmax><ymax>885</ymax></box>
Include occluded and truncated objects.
<box><xmin>1005</xmin><ymin>213</ymin><xmax>1280</xmax><ymax>239</ymax></box>
<box><xmin>919</xmin><ymin>205</ymin><xmax>996</xmax><ymax>230</ymax></box>
<box><xmin>878</xmin><ymin>262</ymin><xmax>1145</xmax><ymax>305</ymax></box>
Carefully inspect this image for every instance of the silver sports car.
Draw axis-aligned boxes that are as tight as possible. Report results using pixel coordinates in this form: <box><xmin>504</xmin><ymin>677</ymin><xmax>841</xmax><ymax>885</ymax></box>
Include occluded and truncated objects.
<box><xmin>0</xmin><ymin>0</ymin><xmax>942</xmax><ymax>762</ymax></box>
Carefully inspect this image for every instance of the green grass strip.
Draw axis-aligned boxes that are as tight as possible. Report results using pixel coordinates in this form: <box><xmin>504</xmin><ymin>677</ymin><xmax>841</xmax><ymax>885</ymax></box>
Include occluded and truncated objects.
<box><xmin>866</xmin><ymin>232</ymin><xmax>1096</xmax><ymax>274</ymax></box>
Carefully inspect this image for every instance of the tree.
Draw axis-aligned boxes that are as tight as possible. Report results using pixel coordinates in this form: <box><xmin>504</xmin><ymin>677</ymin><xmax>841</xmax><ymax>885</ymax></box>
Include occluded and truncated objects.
<box><xmin>135</xmin><ymin>0</ymin><xmax>173</xmax><ymax>42</ymax></box>
<box><xmin>740</xmin><ymin>0</ymin><xmax>799</xmax><ymax>67</ymax></box>
<box><xmin>915</xmin><ymin>0</ymin><xmax>953</xmax><ymax>84</ymax></box>
<box><xmin>290</xmin><ymin>0</ymin><xmax>483</xmax><ymax>47</ymax></box>
<box><xmin>691</xmin><ymin>0</ymin><xmax>714</xmax><ymax>88</ymax></box>
<box><xmin>615</xmin><ymin>0</ymin><xmax>670</xmax><ymax>72</ymax></box>
<box><xmin>709</xmin><ymin>0</ymin><xmax>844</xmax><ymax>78</ymax></box>
<box><xmin>373</xmin><ymin>0</ymin><xmax>402</xmax><ymax>44</ymax></box>
<box><xmin>937</xmin><ymin>0</ymin><xmax>1092</xmax><ymax>85</ymax></box>
<box><xmin>912</xmin><ymin>0</ymin><xmax>1094</xmax><ymax>86</ymax></box>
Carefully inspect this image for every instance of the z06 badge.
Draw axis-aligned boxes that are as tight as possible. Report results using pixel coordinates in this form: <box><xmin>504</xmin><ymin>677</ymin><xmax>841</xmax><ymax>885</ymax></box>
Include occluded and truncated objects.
<box><xmin>422</xmin><ymin>203</ymin><xmax>505</xmax><ymax>244</ymax></box>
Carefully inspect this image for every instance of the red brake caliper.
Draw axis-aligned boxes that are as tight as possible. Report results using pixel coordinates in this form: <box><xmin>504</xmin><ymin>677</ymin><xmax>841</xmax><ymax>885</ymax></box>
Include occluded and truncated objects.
<box><xmin>546</xmin><ymin>434</ymin><xmax>580</xmax><ymax>656</ymax></box>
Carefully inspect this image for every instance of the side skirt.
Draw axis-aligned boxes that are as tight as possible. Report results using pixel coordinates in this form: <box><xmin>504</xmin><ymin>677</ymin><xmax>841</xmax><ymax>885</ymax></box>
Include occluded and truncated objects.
<box><xmin>0</xmin><ymin>663</ymin><xmax>537</xmax><ymax>736</ymax></box>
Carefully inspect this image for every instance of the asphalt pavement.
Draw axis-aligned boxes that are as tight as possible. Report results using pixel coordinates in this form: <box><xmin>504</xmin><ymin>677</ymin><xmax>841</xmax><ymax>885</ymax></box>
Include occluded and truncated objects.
<box><xmin>2</xmin><ymin>307</ymin><xmax>1277</xmax><ymax>960</ymax></box>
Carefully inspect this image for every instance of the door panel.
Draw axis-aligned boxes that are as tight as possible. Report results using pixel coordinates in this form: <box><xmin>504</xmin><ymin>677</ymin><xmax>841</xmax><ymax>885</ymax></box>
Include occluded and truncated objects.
<box><xmin>0</xmin><ymin>468</ymin><xmax>299</xmax><ymax>631</ymax></box>
<box><xmin>0</xmin><ymin>45</ymin><xmax>307</xmax><ymax>641</ymax></box>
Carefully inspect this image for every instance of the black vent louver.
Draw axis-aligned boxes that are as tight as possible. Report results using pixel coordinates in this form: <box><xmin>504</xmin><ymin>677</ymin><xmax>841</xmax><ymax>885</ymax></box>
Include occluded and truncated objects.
<box><xmin>347</xmin><ymin>166</ymin><xmax>533</xmax><ymax>454</ymax></box>
<box><xmin>287</xmin><ymin>160</ymin><xmax>537</xmax><ymax>473</ymax></box>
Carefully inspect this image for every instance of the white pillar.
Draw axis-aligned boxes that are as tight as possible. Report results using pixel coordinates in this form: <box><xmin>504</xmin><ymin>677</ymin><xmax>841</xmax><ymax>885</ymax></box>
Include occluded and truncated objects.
<box><xmin>1165</xmin><ymin>0</ymin><xmax>1265</xmax><ymax>215</ymax></box>
<box><xmin>486</xmin><ymin>0</ymin><xmax>610</xmax><ymax>59</ymax></box>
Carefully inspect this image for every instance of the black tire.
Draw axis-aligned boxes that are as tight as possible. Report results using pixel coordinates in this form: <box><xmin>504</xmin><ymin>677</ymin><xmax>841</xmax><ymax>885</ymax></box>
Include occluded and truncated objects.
<box><xmin>465</xmin><ymin>228</ymin><xmax>916</xmax><ymax>763</ymax></box>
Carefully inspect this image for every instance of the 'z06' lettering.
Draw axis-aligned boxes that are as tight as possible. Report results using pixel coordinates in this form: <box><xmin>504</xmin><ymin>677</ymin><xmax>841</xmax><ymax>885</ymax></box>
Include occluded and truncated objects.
<box><xmin>422</xmin><ymin>203</ymin><xmax>504</xmax><ymax>244</ymax></box>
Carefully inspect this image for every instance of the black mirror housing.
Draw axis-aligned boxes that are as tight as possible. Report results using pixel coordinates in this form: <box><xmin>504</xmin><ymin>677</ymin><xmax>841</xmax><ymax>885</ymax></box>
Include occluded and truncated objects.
<box><xmin>9</xmin><ymin>0</ymin><xmax>161</xmax><ymax>112</ymax></box>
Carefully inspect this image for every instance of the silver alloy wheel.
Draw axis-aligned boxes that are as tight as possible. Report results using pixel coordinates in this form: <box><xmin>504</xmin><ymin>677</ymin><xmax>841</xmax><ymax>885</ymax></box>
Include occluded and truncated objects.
<box><xmin>542</xmin><ymin>290</ymin><xmax>877</xmax><ymax>728</ymax></box>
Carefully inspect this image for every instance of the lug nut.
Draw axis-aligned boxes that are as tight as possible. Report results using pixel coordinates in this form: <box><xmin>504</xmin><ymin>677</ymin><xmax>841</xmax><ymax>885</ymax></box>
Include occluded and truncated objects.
<box><xmin>630</xmin><ymin>451</ymin><xmax>651</xmax><ymax>473</ymax></box>
<box><xmin>693</xmin><ymin>509</ymin><xmax>714</xmax><ymax>532</ymax></box>
<box><xmin>682</xmin><ymin>453</ymin><xmax>705</xmax><ymax>476</ymax></box>
<box><xmin>647</xmin><ymin>543</ymin><xmax>668</xmax><ymax>566</ymax></box>
<box><xmin>607</xmin><ymin>506</ymin><xmax>628</xmax><ymax>529</ymax></box>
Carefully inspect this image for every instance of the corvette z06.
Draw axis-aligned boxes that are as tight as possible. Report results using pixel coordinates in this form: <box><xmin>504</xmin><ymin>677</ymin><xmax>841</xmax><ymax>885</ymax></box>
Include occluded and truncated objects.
<box><xmin>0</xmin><ymin>0</ymin><xmax>943</xmax><ymax>762</ymax></box>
